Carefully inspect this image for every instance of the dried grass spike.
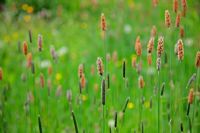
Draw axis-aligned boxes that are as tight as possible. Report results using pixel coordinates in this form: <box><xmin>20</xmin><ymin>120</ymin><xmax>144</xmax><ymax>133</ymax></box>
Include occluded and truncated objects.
<box><xmin>38</xmin><ymin>34</ymin><xmax>43</xmax><ymax>52</ymax></box>
<box><xmin>188</xmin><ymin>89</ymin><xmax>194</xmax><ymax>104</ymax></box>
<box><xmin>96</xmin><ymin>57</ymin><xmax>104</xmax><ymax>76</ymax></box>
<box><xmin>152</xmin><ymin>0</ymin><xmax>158</xmax><ymax>7</ymax></box>
<box><xmin>138</xmin><ymin>75</ymin><xmax>145</xmax><ymax>89</ymax></box>
<box><xmin>195</xmin><ymin>51</ymin><xmax>200</xmax><ymax>68</ymax></box>
<box><xmin>135</xmin><ymin>36</ymin><xmax>142</xmax><ymax>56</ymax></box>
<box><xmin>78</xmin><ymin>64</ymin><xmax>84</xmax><ymax>78</ymax></box>
<box><xmin>180</xmin><ymin>26</ymin><xmax>184</xmax><ymax>38</ymax></box>
<box><xmin>175</xmin><ymin>13</ymin><xmax>181</xmax><ymax>27</ymax></box>
<box><xmin>173</xmin><ymin>0</ymin><xmax>178</xmax><ymax>13</ymax></box>
<box><xmin>147</xmin><ymin>37</ymin><xmax>154</xmax><ymax>54</ymax></box>
<box><xmin>80</xmin><ymin>73</ymin><xmax>86</xmax><ymax>89</ymax></box>
<box><xmin>181</xmin><ymin>0</ymin><xmax>187</xmax><ymax>17</ymax></box>
<box><xmin>27</xmin><ymin>53</ymin><xmax>32</xmax><ymax>68</ymax></box>
<box><xmin>177</xmin><ymin>39</ymin><xmax>184</xmax><ymax>61</ymax></box>
<box><xmin>157</xmin><ymin>36</ymin><xmax>164</xmax><ymax>57</ymax></box>
<box><xmin>147</xmin><ymin>54</ymin><xmax>152</xmax><ymax>66</ymax></box>
<box><xmin>23</xmin><ymin>41</ymin><xmax>28</xmax><ymax>55</ymax></box>
<box><xmin>101</xmin><ymin>13</ymin><xmax>106</xmax><ymax>31</ymax></box>
<box><xmin>48</xmin><ymin>65</ymin><xmax>52</xmax><ymax>76</ymax></box>
<box><xmin>40</xmin><ymin>73</ymin><xmax>45</xmax><ymax>88</ymax></box>
<box><xmin>165</xmin><ymin>10</ymin><xmax>171</xmax><ymax>28</ymax></box>
<box><xmin>0</xmin><ymin>67</ymin><xmax>3</xmax><ymax>81</ymax></box>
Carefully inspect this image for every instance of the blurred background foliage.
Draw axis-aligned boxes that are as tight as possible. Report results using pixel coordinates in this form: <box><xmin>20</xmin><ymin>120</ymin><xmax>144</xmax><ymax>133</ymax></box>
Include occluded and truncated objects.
<box><xmin>0</xmin><ymin>0</ymin><xmax>200</xmax><ymax>132</ymax></box>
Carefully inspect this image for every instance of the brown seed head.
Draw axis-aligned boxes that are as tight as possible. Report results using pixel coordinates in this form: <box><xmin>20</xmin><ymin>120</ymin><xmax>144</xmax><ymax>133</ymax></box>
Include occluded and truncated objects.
<box><xmin>147</xmin><ymin>54</ymin><xmax>152</xmax><ymax>66</ymax></box>
<box><xmin>147</xmin><ymin>37</ymin><xmax>154</xmax><ymax>54</ymax></box>
<box><xmin>47</xmin><ymin>79</ymin><xmax>52</xmax><ymax>91</ymax></box>
<box><xmin>180</xmin><ymin>26</ymin><xmax>185</xmax><ymax>38</ymax></box>
<box><xmin>80</xmin><ymin>73</ymin><xmax>86</xmax><ymax>89</ymax></box>
<box><xmin>157</xmin><ymin>36</ymin><xmax>164</xmax><ymax>57</ymax></box>
<box><xmin>48</xmin><ymin>65</ymin><xmax>53</xmax><ymax>76</ymax></box>
<box><xmin>136</xmin><ymin>61</ymin><xmax>142</xmax><ymax>74</ymax></box>
<box><xmin>23</xmin><ymin>41</ymin><xmax>28</xmax><ymax>55</ymax></box>
<box><xmin>165</xmin><ymin>10</ymin><xmax>171</xmax><ymax>28</ymax></box>
<box><xmin>135</xmin><ymin>36</ymin><xmax>142</xmax><ymax>56</ymax></box>
<box><xmin>177</xmin><ymin>39</ymin><xmax>184</xmax><ymax>61</ymax></box>
<box><xmin>195</xmin><ymin>51</ymin><xmax>200</xmax><ymax>68</ymax></box>
<box><xmin>0</xmin><ymin>67</ymin><xmax>3</xmax><ymax>80</ymax></box>
<box><xmin>27</xmin><ymin>53</ymin><xmax>32</xmax><ymax>68</ymax></box>
<box><xmin>38</xmin><ymin>34</ymin><xmax>43</xmax><ymax>52</ymax></box>
<box><xmin>175</xmin><ymin>13</ymin><xmax>181</xmax><ymax>27</ymax></box>
<box><xmin>101</xmin><ymin>13</ymin><xmax>106</xmax><ymax>31</ymax></box>
<box><xmin>96</xmin><ymin>57</ymin><xmax>104</xmax><ymax>76</ymax></box>
<box><xmin>173</xmin><ymin>0</ymin><xmax>178</xmax><ymax>13</ymax></box>
<box><xmin>188</xmin><ymin>89</ymin><xmax>194</xmax><ymax>104</ymax></box>
<box><xmin>181</xmin><ymin>0</ymin><xmax>187</xmax><ymax>17</ymax></box>
<box><xmin>138</xmin><ymin>75</ymin><xmax>145</xmax><ymax>89</ymax></box>
<box><xmin>78</xmin><ymin>64</ymin><xmax>84</xmax><ymax>78</ymax></box>
<box><xmin>152</xmin><ymin>0</ymin><xmax>158</xmax><ymax>7</ymax></box>
<box><xmin>40</xmin><ymin>73</ymin><xmax>45</xmax><ymax>88</ymax></box>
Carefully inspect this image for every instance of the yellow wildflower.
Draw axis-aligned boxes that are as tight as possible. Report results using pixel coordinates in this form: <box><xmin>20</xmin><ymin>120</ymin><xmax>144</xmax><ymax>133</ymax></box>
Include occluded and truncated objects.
<box><xmin>22</xmin><ymin>3</ymin><xmax>28</xmax><ymax>10</ymax></box>
<box><xmin>82</xmin><ymin>95</ymin><xmax>88</xmax><ymax>101</ymax></box>
<box><xmin>144</xmin><ymin>101</ymin><xmax>150</xmax><ymax>109</ymax></box>
<box><xmin>23</xmin><ymin>15</ymin><xmax>31</xmax><ymax>23</ymax></box>
<box><xmin>127</xmin><ymin>102</ymin><xmax>134</xmax><ymax>109</ymax></box>
<box><xmin>27</xmin><ymin>6</ymin><xmax>34</xmax><ymax>14</ymax></box>
<box><xmin>56</xmin><ymin>73</ymin><xmax>62</xmax><ymax>81</ymax></box>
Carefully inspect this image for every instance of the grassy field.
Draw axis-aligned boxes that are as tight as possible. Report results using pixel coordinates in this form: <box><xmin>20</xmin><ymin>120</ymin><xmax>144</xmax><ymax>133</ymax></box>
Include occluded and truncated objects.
<box><xmin>0</xmin><ymin>0</ymin><xmax>200</xmax><ymax>132</ymax></box>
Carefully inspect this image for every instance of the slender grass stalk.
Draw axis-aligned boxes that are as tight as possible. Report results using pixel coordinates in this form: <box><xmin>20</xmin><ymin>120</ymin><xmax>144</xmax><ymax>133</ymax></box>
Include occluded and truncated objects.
<box><xmin>122</xmin><ymin>97</ymin><xmax>130</xmax><ymax>113</ymax></box>
<box><xmin>38</xmin><ymin>115</ymin><xmax>42</xmax><ymax>133</ymax></box>
<box><xmin>114</xmin><ymin>111</ymin><xmax>117</xmax><ymax>131</ymax></box>
<box><xmin>157</xmin><ymin>71</ymin><xmax>160</xmax><ymax>133</ymax></box>
<box><xmin>71</xmin><ymin>111</ymin><xmax>79</xmax><ymax>133</ymax></box>
<box><xmin>102</xmin><ymin>105</ymin><xmax>105</xmax><ymax>133</ymax></box>
<box><xmin>101</xmin><ymin>13</ymin><xmax>107</xmax><ymax>133</ymax></box>
<box><xmin>180</xmin><ymin>122</ymin><xmax>183</xmax><ymax>132</ymax></box>
<box><xmin>168</xmin><ymin>27</ymin><xmax>173</xmax><ymax>132</ymax></box>
<box><xmin>121</xmin><ymin>97</ymin><xmax>130</xmax><ymax>127</ymax></box>
<box><xmin>101</xmin><ymin>79</ymin><xmax>106</xmax><ymax>133</ymax></box>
